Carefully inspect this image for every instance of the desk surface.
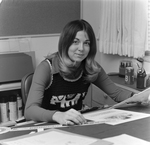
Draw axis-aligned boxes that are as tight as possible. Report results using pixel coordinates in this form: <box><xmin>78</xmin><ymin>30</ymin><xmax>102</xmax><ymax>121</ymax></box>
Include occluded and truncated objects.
<box><xmin>61</xmin><ymin>105</ymin><xmax>150</xmax><ymax>142</ymax></box>
<box><xmin>0</xmin><ymin>105</ymin><xmax>150</xmax><ymax>142</ymax></box>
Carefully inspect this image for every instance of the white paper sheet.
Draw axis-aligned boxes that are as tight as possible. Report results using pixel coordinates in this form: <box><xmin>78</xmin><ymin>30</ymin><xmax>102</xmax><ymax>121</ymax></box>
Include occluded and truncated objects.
<box><xmin>3</xmin><ymin>130</ymin><xmax>97</xmax><ymax>145</ymax></box>
<box><xmin>83</xmin><ymin>109</ymin><xmax>150</xmax><ymax>125</ymax></box>
<box><xmin>103</xmin><ymin>134</ymin><xmax>150</xmax><ymax>145</ymax></box>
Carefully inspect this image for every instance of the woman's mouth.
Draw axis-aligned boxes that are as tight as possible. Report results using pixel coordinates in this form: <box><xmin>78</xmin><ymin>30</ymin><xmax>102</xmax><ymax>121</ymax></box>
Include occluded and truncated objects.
<box><xmin>75</xmin><ymin>53</ymin><xmax>83</xmax><ymax>57</ymax></box>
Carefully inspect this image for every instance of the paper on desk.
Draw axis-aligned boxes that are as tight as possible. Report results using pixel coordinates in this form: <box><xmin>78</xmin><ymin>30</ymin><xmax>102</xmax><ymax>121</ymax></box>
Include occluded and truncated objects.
<box><xmin>111</xmin><ymin>87</ymin><xmax>150</xmax><ymax>109</ymax></box>
<box><xmin>103</xmin><ymin>134</ymin><xmax>150</xmax><ymax>145</ymax></box>
<box><xmin>2</xmin><ymin>130</ymin><xmax>112</xmax><ymax>145</ymax></box>
<box><xmin>83</xmin><ymin>109</ymin><xmax>150</xmax><ymax>125</ymax></box>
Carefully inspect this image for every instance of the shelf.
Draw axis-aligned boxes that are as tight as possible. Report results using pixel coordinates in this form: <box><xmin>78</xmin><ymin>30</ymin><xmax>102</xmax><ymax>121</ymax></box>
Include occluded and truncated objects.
<box><xmin>0</xmin><ymin>82</ymin><xmax>21</xmax><ymax>91</ymax></box>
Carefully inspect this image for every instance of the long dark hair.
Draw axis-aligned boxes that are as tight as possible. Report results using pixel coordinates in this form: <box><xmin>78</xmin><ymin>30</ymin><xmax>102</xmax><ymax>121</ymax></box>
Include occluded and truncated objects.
<box><xmin>57</xmin><ymin>19</ymin><xmax>100</xmax><ymax>82</ymax></box>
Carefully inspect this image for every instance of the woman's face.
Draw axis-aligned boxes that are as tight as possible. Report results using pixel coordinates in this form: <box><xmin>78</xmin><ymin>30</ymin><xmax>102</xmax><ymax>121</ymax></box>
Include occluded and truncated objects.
<box><xmin>68</xmin><ymin>31</ymin><xmax>90</xmax><ymax>65</ymax></box>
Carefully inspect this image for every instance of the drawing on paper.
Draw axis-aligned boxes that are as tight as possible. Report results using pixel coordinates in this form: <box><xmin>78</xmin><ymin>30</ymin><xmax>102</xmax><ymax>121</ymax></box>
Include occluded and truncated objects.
<box><xmin>83</xmin><ymin>109</ymin><xmax>150</xmax><ymax>125</ymax></box>
<box><xmin>104</xmin><ymin>112</ymin><xmax>133</xmax><ymax>122</ymax></box>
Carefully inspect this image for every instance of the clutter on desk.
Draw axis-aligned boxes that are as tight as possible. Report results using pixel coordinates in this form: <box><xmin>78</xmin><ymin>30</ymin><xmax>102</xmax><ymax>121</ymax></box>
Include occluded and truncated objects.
<box><xmin>16</xmin><ymin>94</ymin><xmax>23</xmax><ymax>119</ymax></box>
<box><xmin>0</xmin><ymin>93</ymin><xmax>23</xmax><ymax>125</ymax></box>
<box><xmin>119</xmin><ymin>58</ymin><xmax>150</xmax><ymax>89</ymax></box>
<box><xmin>9</xmin><ymin>95</ymin><xmax>18</xmax><ymax>121</ymax></box>
<box><xmin>119</xmin><ymin>60</ymin><xmax>135</xmax><ymax>85</ymax></box>
<box><xmin>136</xmin><ymin>68</ymin><xmax>147</xmax><ymax>89</ymax></box>
<box><xmin>119</xmin><ymin>60</ymin><xmax>132</xmax><ymax>77</ymax></box>
<box><xmin>119</xmin><ymin>58</ymin><xmax>145</xmax><ymax>78</ymax></box>
<box><xmin>0</xmin><ymin>96</ymin><xmax>9</xmax><ymax>123</ymax></box>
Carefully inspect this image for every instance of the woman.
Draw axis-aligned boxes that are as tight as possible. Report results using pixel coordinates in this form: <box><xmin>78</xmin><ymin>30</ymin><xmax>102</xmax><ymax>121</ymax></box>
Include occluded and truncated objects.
<box><xmin>24</xmin><ymin>19</ymin><xmax>149</xmax><ymax>125</ymax></box>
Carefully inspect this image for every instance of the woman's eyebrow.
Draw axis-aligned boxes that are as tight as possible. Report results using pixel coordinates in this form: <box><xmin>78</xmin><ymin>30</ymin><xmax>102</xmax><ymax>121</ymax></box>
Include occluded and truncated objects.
<box><xmin>74</xmin><ymin>38</ymin><xmax>90</xmax><ymax>42</ymax></box>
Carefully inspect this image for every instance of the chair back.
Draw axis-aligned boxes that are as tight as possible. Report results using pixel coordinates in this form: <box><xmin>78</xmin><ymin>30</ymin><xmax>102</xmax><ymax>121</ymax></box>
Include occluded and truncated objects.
<box><xmin>21</xmin><ymin>73</ymin><xmax>33</xmax><ymax>105</ymax></box>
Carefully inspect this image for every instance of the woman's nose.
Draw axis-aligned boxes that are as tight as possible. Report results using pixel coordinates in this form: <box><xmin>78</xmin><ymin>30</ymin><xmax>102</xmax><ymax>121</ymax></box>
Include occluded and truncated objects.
<box><xmin>78</xmin><ymin>43</ymin><xmax>84</xmax><ymax>51</ymax></box>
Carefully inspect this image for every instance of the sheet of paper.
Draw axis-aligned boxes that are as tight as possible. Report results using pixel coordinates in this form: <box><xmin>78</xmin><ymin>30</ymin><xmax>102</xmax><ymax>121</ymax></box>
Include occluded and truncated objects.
<box><xmin>2</xmin><ymin>130</ymin><xmax>98</xmax><ymax>145</ymax></box>
<box><xmin>83</xmin><ymin>109</ymin><xmax>150</xmax><ymax>125</ymax></box>
<box><xmin>103</xmin><ymin>134</ymin><xmax>150</xmax><ymax>145</ymax></box>
<box><xmin>111</xmin><ymin>87</ymin><xmax>150</xmax><ymax>109</ymax></box>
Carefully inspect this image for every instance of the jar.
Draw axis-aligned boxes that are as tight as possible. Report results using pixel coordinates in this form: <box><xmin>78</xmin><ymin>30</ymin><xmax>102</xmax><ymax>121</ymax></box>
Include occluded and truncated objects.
<box><xmin>0</xmin><ymin>96</ymin><xmax>9</xmax><ymax>123</ymax></box>
<box><xmin>16</xmin><ymin>94</ymin><xmax>23</xmax><ymax>119</ymax></box>
<box><xmin>9</xmin><ymin>95</ymin><xmax>17</xmax><ymax>121</ymax></box>
<box><xmin>125</xmin><ymin>67</ymin><xmax>134</xmax><ymax>85</ymax></box>
<box><xmin>137</xmin><ymin>68</ymin><xmax>147</xmax><ymax>89</ymax></box>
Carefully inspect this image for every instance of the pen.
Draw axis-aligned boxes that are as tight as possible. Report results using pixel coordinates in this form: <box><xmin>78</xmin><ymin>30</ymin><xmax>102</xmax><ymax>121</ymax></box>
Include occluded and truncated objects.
<box><xmin>34</xmin><ymin>122</ymin><xmax>46</xmax><ymax>126</ymax></box>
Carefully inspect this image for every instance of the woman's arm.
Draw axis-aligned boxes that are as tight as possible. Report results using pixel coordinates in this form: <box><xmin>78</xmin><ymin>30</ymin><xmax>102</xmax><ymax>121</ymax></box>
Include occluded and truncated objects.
<box><xmin>24</xmin><ymin>60</ymin><xmax>56</xmax><ymax>122</ymax></box>
<box><xmin>111</xmin><ymin>87</ymin><xmax>150</xmax><ymax>108</ymax></box>
<box><xmin>93</xmin><ymin>66</ymin><xmax>133</xmax><ymax>102</ymax></box>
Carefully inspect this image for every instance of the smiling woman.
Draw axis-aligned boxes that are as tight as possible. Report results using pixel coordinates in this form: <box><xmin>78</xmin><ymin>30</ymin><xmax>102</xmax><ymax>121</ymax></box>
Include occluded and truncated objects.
<box><xmin>24</xmin><ymin>19</ymin><xmax>135</xmax><ymax>126</ymax></box>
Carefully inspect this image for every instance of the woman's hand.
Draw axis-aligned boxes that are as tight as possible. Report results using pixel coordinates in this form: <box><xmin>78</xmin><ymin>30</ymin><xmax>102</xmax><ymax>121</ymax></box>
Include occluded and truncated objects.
<box><xmin>52</xmin><ymin>108</ymin><xmax>87</xmax><ymax>125</ymax></box>
<box><xmin>123</xmin><ymin>93</ymin><xmax>150</xmax><ymax>105</ymax></box>
<box><xmin>111</xmin><ymin>88</ymin><xmax>150</xmax><ymax>108</ymax></box>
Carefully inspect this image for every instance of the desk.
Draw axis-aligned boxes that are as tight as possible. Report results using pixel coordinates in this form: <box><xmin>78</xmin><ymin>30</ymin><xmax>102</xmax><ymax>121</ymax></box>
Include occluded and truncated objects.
<box><xmin>61</xmin><ymin>105</ymin><xmax>150</xmax><ymax>142</ymax></box>
<box><xmin>0</xmin><ymin>105</ymin><xmax>150</xmax><ymax>142</ymax></box>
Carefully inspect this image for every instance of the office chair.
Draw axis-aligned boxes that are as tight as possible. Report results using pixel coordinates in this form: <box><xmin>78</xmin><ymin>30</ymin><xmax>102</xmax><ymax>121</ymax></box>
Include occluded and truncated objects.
<box><xmin>21</xmin><ymin>73</ymin><xmax>34</xmax><ymax>105</ymax></box>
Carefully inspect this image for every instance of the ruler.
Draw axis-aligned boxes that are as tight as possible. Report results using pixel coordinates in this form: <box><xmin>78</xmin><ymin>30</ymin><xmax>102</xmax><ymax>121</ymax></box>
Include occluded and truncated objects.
<box><xmin>11</xmin><ymin>124</ymin><xmax>64</xmax><ymax>131</ymax></box>
<box><xmin>11</xmin><ymin>121</ymin><xmax>104</xmax><ymax>132</ymax></box>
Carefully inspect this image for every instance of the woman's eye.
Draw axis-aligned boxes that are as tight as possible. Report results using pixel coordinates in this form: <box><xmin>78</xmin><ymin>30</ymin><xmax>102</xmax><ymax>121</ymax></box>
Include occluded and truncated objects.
<box><xmin>73</xmin><ymin>40</ymin><xmax>79</xmax><ymax>44</ymax></box>
<box><xmin>84</xmin><ymin>41</ymin><xmax>90</xmax><ymax>46</ymax></box>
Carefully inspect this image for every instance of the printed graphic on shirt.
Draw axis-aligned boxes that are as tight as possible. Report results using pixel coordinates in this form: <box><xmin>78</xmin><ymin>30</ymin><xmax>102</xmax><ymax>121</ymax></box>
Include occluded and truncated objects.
<box><xmin>50</xmin><ymin>92</ymin><xmax>86</xmax><ymax>108</ymax></box>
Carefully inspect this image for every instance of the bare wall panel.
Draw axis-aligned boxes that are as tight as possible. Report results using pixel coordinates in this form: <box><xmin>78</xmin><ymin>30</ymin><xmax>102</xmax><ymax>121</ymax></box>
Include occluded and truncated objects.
<box><xmin>0</xmin><ymin>0</ymin><xmax>80</xmax><ymax>37</ymax></box>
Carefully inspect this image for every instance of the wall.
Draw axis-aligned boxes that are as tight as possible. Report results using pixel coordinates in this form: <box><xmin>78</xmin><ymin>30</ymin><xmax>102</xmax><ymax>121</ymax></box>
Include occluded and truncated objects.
<box><xmin>0</xmin><ymin>0</ymin><xmax>148</xmax><ymax>74</ymax></box>
<box><xmin>29</xmin><ymin>35</ymin><xmax>59</xmax><ymax>66</ymax></box>
<box><xmin>0</xmin><ymin>0</ymin><xmax>80</xmax><ymax>37</ymax></box>
<box><xmin>0</xmin><ymin>35</ymin><xmax>59</xmax><ymax>68</ymax></box>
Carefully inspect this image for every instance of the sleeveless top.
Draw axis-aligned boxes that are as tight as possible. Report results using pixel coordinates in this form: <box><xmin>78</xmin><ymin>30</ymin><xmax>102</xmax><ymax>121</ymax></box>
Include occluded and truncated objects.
<box><xmin>41</xmin><ymin>58</ymin><xmax>90</xmax><ymax>112</ymax></box>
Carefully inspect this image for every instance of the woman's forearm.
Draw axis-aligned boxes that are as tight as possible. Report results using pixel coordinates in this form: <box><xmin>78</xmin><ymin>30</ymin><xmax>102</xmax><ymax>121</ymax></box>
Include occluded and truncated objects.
<box><xmin>24</xmin><ymin>105</ymin><xmax>56</xmax><ymax>122</ymax></box>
